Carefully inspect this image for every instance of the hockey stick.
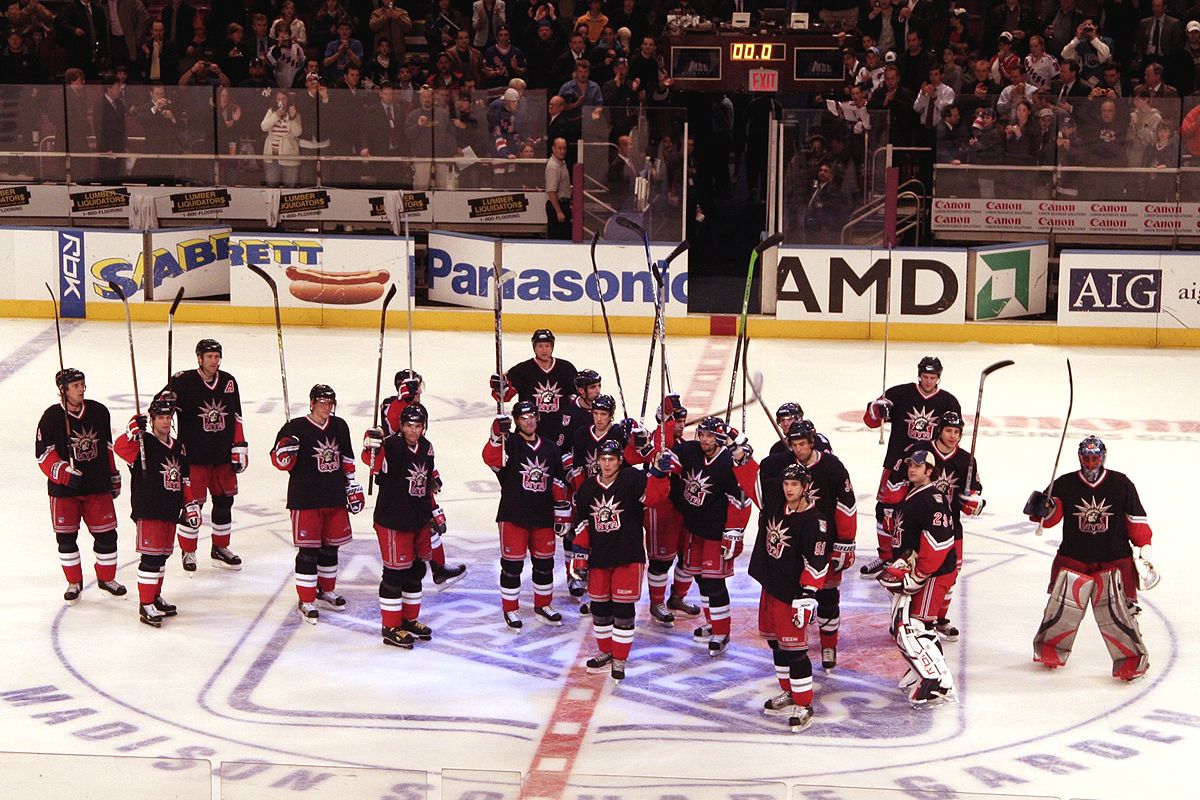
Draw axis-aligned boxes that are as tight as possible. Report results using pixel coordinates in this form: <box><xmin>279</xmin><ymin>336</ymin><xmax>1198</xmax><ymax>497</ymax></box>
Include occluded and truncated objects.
<box><xmin>108</xmin><ymin>280</ymin><xmax>145</xmax><ymax>471</ymax></box>
<box><xmin>403</xmin><ymin>208</ymin><xmax>414</xmax><ymax>371</ymax></box>
<box><xmin>742</xmin><ymin>338</ymin><xmax>786</xmax><ymax>442</ymax></box>
<box><xmin>369</xmin><ymin>283</ymin><xmax>399</xmax><ymax>496</ymax></box>
<box><xmin>683</xmin><ymin>399</ymin><xmax>751</xmax><ymax>427</ymax></box>
<box><xmin>1034</xmin><ymin>359</ymin><xmax>1073</xmax><ymax>537</ymax></box>
<box><xmin>654</xmin><ymin>241</ymin><xmax>688</xmax><ymax>395</ymax></box>
<box><xmin>590</xmin><ymin>229</ymin><xmax>629</xmax><ymax>419</ymax></box>
<box><xmin>44</xmin><ymin>282</ymin><xmax>74</xmax><ymax>466</ymax></box>
<box><xmin>165</xmin><ymin>287</ymin><xmax>184</xmax><ymax>391</ymax></box>
<box><xmin>613</xmin><ymin>216</ymin><xmax>668</xmax><ymax>423</ymax></box>
<box><xmin>246</xmin><ymin>265</ymin><xmax>291</xmax><ymax>421</ymax></box>
<box><xmin>878</xmin><ymin>252</ymin><xmax>891</xmax><ymax>446</ymax></box>
<box><xmin>741</xmin><ymin>332</ymin><xmax>749</xmax><ymax>431</ymax></box>
<box><xmin>964</xmin><ymin>359</ymin><xmax>1015</xmax><ymax>497</ymax></box>
<box><xmin>493</xmin><ymin>260</ymin><xmax>506</xmax><ymax>416</ymax></box>
<box><xmin>726</xmin><ymin>233</ymin><xmax>784</xmax><ymax>423</ymax></box>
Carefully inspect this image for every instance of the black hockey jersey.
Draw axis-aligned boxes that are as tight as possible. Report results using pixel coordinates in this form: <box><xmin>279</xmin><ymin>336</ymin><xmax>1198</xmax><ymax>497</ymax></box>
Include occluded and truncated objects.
<box><xmin>767</xmin><ymin>432</ymin><xmax>833</xmax><ymax>459</ymax></box>
<box><xmin>169</xmin><ymin>369</ymin><xmax>245</xmax><ymax>465</ymax></box>
<box><xmin>504</xmin><ymin>356</ymin><xmax>578</xmax><ymax>442</ymax></box>
<box><xmin>271</xmin><ymin>416</ymin><xmax>356</xmax><ymax>510</ymax></box>
<box><xmin>671</xmin><ymin>440</ymin><xmax>751</xmax><ymax>540</ymax></box>
<box><xmin>1044</xmin><ymin>469</ymin><xmax>1152</xmax><ymax>562</ymax></box>
<box><xmin>748</xmin><ymin>502</ymin><xmax>829</xmax><ymax>604</ymax></box>
<box><xmin>558</xmin><ymin>395</ymin><xmax>594</xmax><ymax>450</ymax></box>
<box><xmin>483</xmin><ymin>432</ymin><xmax>567</xmax><ymax>528</ymax></box>
<box><xmin>35</xmin><ymin>400</ymin><xmax>115</xmax><ymax>498</ymax></box>
<box><xmin>372</xmin><ymin>435</ymin><xmax>436</xmax><ymax>532</ymax></box>
<box><xmin>115</xmin><ymin>429</ymin><xmax>190</xmax><ymax>523</ymax></box>
<box><xmin>883</xmin><ymin>442</ymin><xmax>981</xmax><ymax>536</ymax></box>
<box><xmin>573</xmin><ymin>467</ymin><xmax>668</xmax><ymax>568</ymax></box>
<box><xmin>893</xmin><ymin>481</ymin><xmax>957</xmax><ymax>577</ymax></box>
<box><xmin>868</xmin><ymin>382</ymin><xmax>961</xmax><ymax>468</ymax></box>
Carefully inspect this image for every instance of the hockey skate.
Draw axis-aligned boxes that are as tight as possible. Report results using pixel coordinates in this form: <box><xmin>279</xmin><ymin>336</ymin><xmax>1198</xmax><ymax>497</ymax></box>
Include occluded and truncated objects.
<box><xmin>211</xmin><ymin>545</ymin><xmax>242</xmax><ymax>571</ymax></box>
<box><xmin>935</xmin><ymin>618</ymin><xmax>959</xmax><ymax>642</ymax></box>
<box><xmin>585</xmin><ymin>652</ymin><xmax>613</xmax><ymax>673</ymax></box>
<box><xmin>649</xmin><ymin>602</ymin><xmax>675</xmax><ymax>627</ymax></box>
<box><xmin>578</xmin><ymin>600</ymin><xmax>590</xmax><ymax>615</ymax></box>
<box><xmin>534</xmin><ymin>605</ymin><xmax>563</xmax><ymax>626</ymax></box>
<box><xmin>139</xmin><ymin>603</ymin><xmax>165</xmax><ymax>628</ymax></box>
<box><xmin>763</xmin><ymin>691</ymin><xmax>793</xmax><ymax>717</ymax></box>
<box><xmin>859</xmin><ymin>557</ymin><xmax>887</xmax><ymax>578</ymax></box>
<box><xmin>401</xmin><ymin>619</ymin><xmax>433</xmax><ymax>640</ymax></box>
<box><xmin>668</xmin><ymin>593</ymin><xmax>701</xmax><ymax>616</ymax></box>
<box><xmin>297</xmin><ymin>601</ymin><xmax>319</xmax><ymax>624</ymax></box>
<box><xmin>431</xmin><ymin>562</ymin><xmax>466</xmax><ymax>589</ymax></box>
<box><xmin>610</xmin><ymin>659</ymin><xmax>627</xmax><ymax>682</ymax></box>
<box><xmin>316</xmin><ymin>590</ymin><xmax>346</xmax><ymax>611</ymax></box>
<box><xmin>909</xmin><ymin>680</ymin><xmax>956</xmax><ymax>707</ymax></box>
<box><xmin>822</xmin><ymin>646</ymin><xmax>837</xmax><ymax>670</ymax></box>
<box><xmin>567</xmin><ymin>576</ymin><xmax>587</xmax><ymax>598</ymax></box>
<box><xmin>503</xmin><ymin>609</ymin><xmax>523</xmax><ymax>631</ymax></box>
<box><xmin>153</xmin><ymin>595</ymin><xmax>178</xmax><ymax>617</ymax></box>
<box><xmin>381</xmin><ymin>626</ymin><xmax>415</xmax><ymax>649</ymax></box>
<box><xmin>708</xmin><ymin>634</ymin><xmax>730</xmax><ymax>657</ymax></box>
<box><xmin>181</xmin><ymin>551</ymin><xmax>197</xmax><ymax>573</ymax></box>
<box><xmin>692</xmin><ymin>624</ymin><xmax>713</xmax><ymax>642</ymax></box>
<box><xmin>788</xmin><ymin>704</ymin><xmax>815</xmax><ymax>732</ymax></box>
<box><xmin>63</xmin><ymin>583</ymin><xmax>82</xmax><ymax>604</ymax></box>
<box><xmin>97</xmin><ymin>579</ymin><xmax>127</xmax><ymax>597</ymax></box>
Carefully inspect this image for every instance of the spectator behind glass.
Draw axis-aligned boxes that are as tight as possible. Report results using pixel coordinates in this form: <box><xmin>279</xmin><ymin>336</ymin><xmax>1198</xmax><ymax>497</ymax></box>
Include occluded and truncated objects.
<box><xmin>322</xmin><ymin>21</ymin><xmax>363</xmax><ymax>83</ymax></box>
<box><xmin>217</xmin><ymin>22</ymin><xmax>249</xmax><ymax>87</ymax></box>
<box><xmin>1025</xmin><ymin>35</ymin><xmax>1059</xmax><ymax>90</ymax></box>
<box><xmin>473</xmin><ymin>0</ymin><xmax>507</xmax><ymax>50</ymax></box>
<box><xmin>1126</xmin><ymin>85</ymin><xmax>1163</xmax><ymax>167</ymax></box>
<box><xmin>941</xmin><ymin>46</ymin><xmax>964</xmax><ymax>93</ymax></box>
<box><xmin>260</xmin><ymin>88</ymin><xmax>301</xmax><ymax>187</ymax></box>
<box><xmin>524</xmin><ymin>20</ymin><xmax>564</xmax><ymax>90</ymax></box>
<box><xmin>95</xmin><ymin>77</ymin><xmax>128</xmax><ymax>182</ymax></box>
<box><xmin>363</xmin><ymin>36</ymin><xmax>398</xmax><ymax>88</ymax></box>
<box><xmin>483</xmin><ymin>26</ymin><xmax>528</xmax><ymax>89</ymax></box>
<box><xmin>314</xmin><ymin>0</ymin><xmax>355</xmax><ymax>57</ymax></box>
<box><xmin>1061</xmin><ymin>18</ymin><xmax>1112</xmax><ymax>84</ymax></box>
<box><xmin>936</xmin><ymin>103</ymin><xmax>969</xmax><ymax>164</ymax></box>
<box><xmin>1004</xmin><ymin>99</ymin><xmax>1038</xmax><ymax>170</ymax></box>
<box><xmin>271</xmin><ymin>1</ymin><xmax>306</xmax><ymax>49</ymax></box>
<box><xmin>406</xmin><ymin>85</ymin><xmax>455</xmax><ymax>190</ymax></box>
<box><xmin>266</xmin><ymin>24</ymin><xmax>305</xmax><ymax>89</ymax></box>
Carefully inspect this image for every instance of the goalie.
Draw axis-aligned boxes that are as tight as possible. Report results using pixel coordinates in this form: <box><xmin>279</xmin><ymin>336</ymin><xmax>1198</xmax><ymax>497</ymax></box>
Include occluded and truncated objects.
<box><xmin>1026</xmin><ymin>436</ymin><xmax>1158</xmax><ymax>682</ymax></box>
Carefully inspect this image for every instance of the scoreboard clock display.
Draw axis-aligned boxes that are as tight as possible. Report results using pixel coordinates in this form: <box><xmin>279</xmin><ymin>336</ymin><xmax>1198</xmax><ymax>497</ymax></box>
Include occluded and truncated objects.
<box><xmin>668</xmin><ymin>31</ymin><xmax>850</xmax><ymax>93</ymax></box>
<box><xmin>729</xmin><ymin>41</ymin><xmax>786</xmax><ymax>61</ymax></box>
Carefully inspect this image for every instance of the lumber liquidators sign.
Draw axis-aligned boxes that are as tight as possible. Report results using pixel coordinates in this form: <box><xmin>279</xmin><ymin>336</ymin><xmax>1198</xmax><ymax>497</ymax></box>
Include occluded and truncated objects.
<box><xmin>967</xmin><ymin>241</ymin><xmax>1049</xmax><ymax>320</ymax></box>
<box><xmin>426</xmin><ymin>231</ymin><xmax>688</xmax><ymax>317</ymax></box>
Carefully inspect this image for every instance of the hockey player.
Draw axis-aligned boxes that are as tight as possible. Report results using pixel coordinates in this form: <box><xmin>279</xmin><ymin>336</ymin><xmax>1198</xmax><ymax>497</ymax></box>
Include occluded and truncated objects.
<box><xmin>36</xmin><ymin>368</ymin><xmax>126</xmax><ymax>602</ymax></box>
<box><xmin>767</xmin><ymin>402</ymin><xmax>833</xmax><ymax>457</ymax></box>
<box><xmin>490</xmin><ymin>329</ymin><xmax>578</xmax><ymax>445</ymax></box>
<box><xmin>673</xmin><ymin>416</ymin><xmax>753</xmax><ymax>656</ymax></box>
<box><xmin>1026</xmin><ymin>436</ymin><xmax>1155</xmax><ymax>681</ymax></box>
<box><xmin>379</xmin><ymin>368</ymin><xmax>467</xmax><ymax>588</ymax></box>
<box><xmin>558</xmin><ymin>368</ymin><xmax>603</xmax><ymax>450</ymax></box>
<box><xmin>861</xmin><ymin>356</ymin><xmax>961</xmax><ymax>578</ymax></box>
<box><xmin>880</xmin><ymin>411</ymin><xmax>983</xmax><ymax>641</ymax></box>
<box><xmin>877</xmin><ymin>449</ymin><xmax>958</xmax><ymax>704</ymax></box>
<box><xmin>644</xmin><ymin>396</ymin><xmax>701</xmax><ymax>626</ymax></box>
<box><xmin>167</xmin><ymin>339</ymin><xmax>247</xmax><ymax>571</ymax></box>
<box><xmin>482</xmin><ymin>399</ymin><xmax>571</xmax><ymax>630</ymax></box>
<box><xmin>571</xmin><ymin>439</ymin><xmax>675</xmax><ymax>681</ymax></box>
<box><xmin>270</xmin><ymin>384</ymin><xmax>363</xmax><ymax>624</ymax></box>
<box><xmin>757</xmin><ymin>420</ymin><xmax>857</xmax><ymax>670</ymax></box>
<box><xmin>363</xmin><ymin>403</ymin><xmax>440</xmax><ymax>649</ymax></box>
<box><xmin>738</xmin><ymin>460</ymin><xmax>829</xmax><ymax>732</ymax></box>
<box><xmin>113</xmin><ymin>398</ymin><xmax>201</xmax><ymax>627</ymax></box>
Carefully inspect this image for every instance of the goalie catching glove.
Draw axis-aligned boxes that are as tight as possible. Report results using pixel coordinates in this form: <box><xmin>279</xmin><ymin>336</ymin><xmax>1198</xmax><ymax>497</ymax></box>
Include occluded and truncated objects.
<box><xmin>878</xmin><ymin>558</ymin><xmax>927</xmax><ymax>595</ymax></box>
<box><xmin>1136</xmin><ymin>545</ymin><xmax>1160</xmax><ymax>590</ymax></box>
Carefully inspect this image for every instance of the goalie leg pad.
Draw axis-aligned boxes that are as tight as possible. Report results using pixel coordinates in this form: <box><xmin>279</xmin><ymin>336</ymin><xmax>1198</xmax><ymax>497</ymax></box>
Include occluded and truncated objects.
<box><xmin>1033</xmin><ymin>567</ymin><xmax>1096</xmax><ymax>669</ymax></box>
<box><xmin>1092</xmin><ymin>568</ymin><xmax>1149</xmax><ymax>681</ymax></box>
<box><xmin>896</xmin><ymin>618</ymin><xmax>952</xmax><ymax>685</ymax></box>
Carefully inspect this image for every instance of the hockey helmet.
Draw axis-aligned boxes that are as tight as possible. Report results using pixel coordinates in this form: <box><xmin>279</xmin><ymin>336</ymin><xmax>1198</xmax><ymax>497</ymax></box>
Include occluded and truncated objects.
<box><xmin>574</xmin><ymin>368</ymin><xmax>602</xmax><ymax>390</ymax></box>
<box><xmin>531</xmin><ymin>328</ymin><xmax>556</xmax><ymax>344</ymax></box>
<box><xmin>786</xmin><ymin>419</ymin><xmax>817</xmax><ymax>443</ymax></box>
<box><xmin>781</xmin><ymin>462</ymin><xmax>813</xmax><ymax>484</ymax></box>
<box><xmin>1078</xmin><ymin>435</ymin><xmax>1106</xmax><ymax>461</ymax></box>
<box><xmin>309</xmin><ymin>384</ymin><xmax>337</xmax><ymax>404</ymax></box>
<box><xmin>512</xmin><ymin>399</ymin><xmax>539</xmax><ymax>419</ymax></box>
<box><xmin>394</xmin><ymin>368</ymin><xmax>423</xmax><ymax>389</ymax></box>
<box><xmin>400</xmin><ymin>402</ymin><xmax>428</xmax><ymax>425</ymax></box>
<box><xmin>147</xmin><ymin>397</ymin><xmax>176</xmax><ymax>417</ymax></box>
<box><xmin>936</xmin><ymin>411</ymin><xmax>965</xmax><ymax>435</ymax></box>
<box><xmin>592</xmin><ymin>394</ymin><xmax>616</xmax><ymax>415</ymax></box>
<box><xmin>918</xmin><ymin>356</ymin><xmax>943</xmax><ymax>375</ymax></box>
<box><xmin>55</xmin><ymin>367</ymin><xmax>86</xmax><ymax>389</ymax></box>
<box><xmin>775</xmin><ymin>401</ymin><xmax>804</xmax><ymax>422</ymax></box>
<box><xmin>906</xmin><ymin>449</ymin><xmax>937</xmax><ymax>469</ymax></box>
<box><xmin>596</xmin><ymin>439</ymin><xmax>624</xmax><ymax>460</ymax></box>
<box><xmin>195</xmin><ymin>338</ymin><xmax>223</xmax><ymax>357</ymax></box>
<box><xmin>696</xmin><ymin>416</ymin><xmax>725</xmax><ymax>436</ymax></box>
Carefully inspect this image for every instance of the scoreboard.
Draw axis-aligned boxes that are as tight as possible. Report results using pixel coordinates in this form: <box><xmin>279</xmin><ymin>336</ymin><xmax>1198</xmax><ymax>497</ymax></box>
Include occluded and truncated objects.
<box><xmin>667</xmin><ymin>30</ymin><xmax>851</xmax><ymax>93</ymax></box>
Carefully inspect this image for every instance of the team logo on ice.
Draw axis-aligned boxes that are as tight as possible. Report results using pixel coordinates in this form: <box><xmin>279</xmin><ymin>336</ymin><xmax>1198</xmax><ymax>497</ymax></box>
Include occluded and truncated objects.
<box><xmin>198</xmin><ymin>399</ymin><xmax>228</xmax><ymax>433</ymax></box>
<box><xmin>590</xmin><ymin>495</ymin><xmax>623</xmax><ymax>532</ymax></box>
<box><xmin>682</xmin><ymin>469</ymin><xmax>712</xmax><ymax>506</ymax></box>
<box><xmin>313</xmin><ymin>438</ymin><xmax>341</xmax><ymax>473</ymax></box>
<box><xmin>905</xmin><ymin>406</ymin><xmax>938</xmax><ymax>441</ymax></box>
<box><xmin>519</xmin><ymin>456</ymin><xmax>549</xmax><ymax>492</ymax></box>
<box><xmin>159</xmin><ymin>456</ymin><xmax>182</xmax><ymax>491</ymax></box>
<box><xmin>406</xmin><ymin>462</ymin><xmax>429</xmax><ymax>497</ymax></box>
<box><xmin>533</xmin><ymin>380</ymin><xmax>562</xmax><ymax>413</ymax></box>
<box><xmin>69</xmin><ymin>426</ymin><xmax>99</xmax><ymax>462</ymax></box>
<box><xmin>764</xmin><ymin>518</ymin><xmax>791</xmax><ymax>558</ymax></box>
<box><xmin>1074</xmin><ymin>495</ymin><xmax>1113</xmax><ymax>533</ymax></box>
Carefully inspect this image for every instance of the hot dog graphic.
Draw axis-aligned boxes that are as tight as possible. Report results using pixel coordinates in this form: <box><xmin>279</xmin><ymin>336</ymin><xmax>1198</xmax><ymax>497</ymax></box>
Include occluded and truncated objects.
<box><xmin>285</xmin><ymin>267</ymin><xmax>391</xmax><ymax>305</ymax></box>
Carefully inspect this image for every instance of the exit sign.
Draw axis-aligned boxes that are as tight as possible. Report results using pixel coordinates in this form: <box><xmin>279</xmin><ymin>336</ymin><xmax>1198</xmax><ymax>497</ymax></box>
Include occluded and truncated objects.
<box><xmin>748</xmin><ymin>69</ymin><xmax>778</xmax><ymax>92</ymax></box>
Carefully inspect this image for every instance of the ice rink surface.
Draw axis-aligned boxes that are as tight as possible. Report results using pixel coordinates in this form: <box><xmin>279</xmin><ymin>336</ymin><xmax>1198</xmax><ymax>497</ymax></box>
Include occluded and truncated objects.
<box><xmin>3</xmin><ymin>316</ymin><xmax>1198</xmax><ymax>800</ymax></box>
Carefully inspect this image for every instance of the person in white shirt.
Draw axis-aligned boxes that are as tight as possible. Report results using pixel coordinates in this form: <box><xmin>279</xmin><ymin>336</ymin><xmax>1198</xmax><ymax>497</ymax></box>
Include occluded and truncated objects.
<box><xmin>914</xmin><ymin>63</ymin><xmax>956</xmax><ymax>127</ymax></box>
<box><xmin>1024</xmin><ymin>35</ymin><xmax>1058</xmax><ymax>90</ymax></box>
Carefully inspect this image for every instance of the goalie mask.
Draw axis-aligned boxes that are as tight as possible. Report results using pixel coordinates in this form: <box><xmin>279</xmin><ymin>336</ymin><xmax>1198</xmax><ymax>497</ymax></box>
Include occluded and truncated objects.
<box><xmin>1078</xmin><ymin>435</ymin><xmax>1106</xmax><ymax>481</ymax></box>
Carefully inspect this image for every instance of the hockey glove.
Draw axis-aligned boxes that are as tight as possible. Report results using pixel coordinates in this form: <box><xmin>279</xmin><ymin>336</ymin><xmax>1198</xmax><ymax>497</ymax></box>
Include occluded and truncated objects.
<box><xmin>831</xmin><ymin>541</ymin><xmax>855</xmax><ymax>572</ymax></box>
<box><xmin>398</xmin><ymin>378</ymin><xmax>421</xmax><ymax>402</ymax></box>
<box><xmin>1023</xmin><ymin>490</ymin><xmax>1055</xmax><ymax>521</ymax></box>
<box><xmin>721</xmin><ymin>529</ymin><xmax>744</xmax><ymax>560</ymax></box>
<box><xmin>491</xmin><ymin>414</ymin><xmax>512</xmax><ymax>439</ymax></box>
<box><xmin>127</xmin><ymin>414</ymin><xmax>148</xmax><ymax>440</ymax></box>
<box><xmin>363</xmin><ymin>426</ymin><xmax>384</xmax><ymax>453</ymax></box>
<box><xmin>648</xmin><ymin>449</ymin><xmax>681</xmax><ymax>478</ymax></box>
<box><xmin>272</xmin><ymin>435</ymin><xmax>300</xmax><ymax>471</ymax></box>
<box><xmin>870</xmin><ymin>397</ymin><xmax>892</xmax><ymax>422</ymax></box>
<box><xmin>730</xmin><ymin>434</ymin><xmax>752</xmax><ymax>465</ymax></box>
<box><xmin>489</xmin><ymin>373</ymin><xmax>508</xmax><ymax>398</ymax></box>
<box><xmin>661</xmin><ymin>392</ymin><xmax>681</xmax><ymax>419</ymax></box>
<box><xmin>51</xmin><ymin>461</ymin><xmax>83</xmax><ymax>490</ymax></box>
<box><xmin>569</xmin><ymin>551</ymin><xmax>589</xmax><ymax>581</ymax></box>
<box><xmin>346</xmin><ymin>480</ymin><xmax>365</xmax><ymax>514</ymax></box>
<box><xmin>183</xmin><ymin>500</ymin><xmax>202</xmax><ymax>530</ymax></box>
<box><xmin>1136</xmin><ymin>545</ymin><xmax>1160</xmax><ymax>591</ymax></box>
<box><xmin>960</xmin><ymin>493</ymin><xmax>985</xmax><ymax>516</ymax></box>
<box><xmin>110</xmin><ymin>472</ymin><xmax>122</xmax><ymax>499</ymax></box>
<box><xmin>553</xmin><ymin>500</ymin><xmax>572</xmax><ymax>537</ymax></box>
<box><xmin>431</xmin><ymin>504</ymin><xmax>448</xmax><ymax>535</ymax></box>
<box><xmin>231</xmin><ymin>441</ymin><xmax>249</xmax><ymax>474</ymax></box>
<box><xmin>881</xmin><ymin>507</ymin><xmax>896</xmax><ymax>536</ymax></box>
<box><xmin>791</xmin><ymin>591</ymin><xmax>818</xmax><ymax>629</ymax></box>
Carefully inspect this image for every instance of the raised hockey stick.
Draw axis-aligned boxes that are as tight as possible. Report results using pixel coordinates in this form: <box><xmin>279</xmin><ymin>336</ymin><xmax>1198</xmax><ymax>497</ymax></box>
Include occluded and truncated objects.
<box><xmin>493</xmin><ymin>258</ymin><xmax>506</xmax><ymax>416</ymax></box>
<box><xmin>108</xmin><ymin>280</ymin><xmax>145</xmax><ymax>471</ymax></box>
<box><xmin>369</xmin><ymin>283</ymin><xmax>399</xmax><ymax>497</ymax></box>
<box><xmin>964</xmin><ymin>359</ymin><xmax>1015</xmax><ymax>497</ymax></box>
<box><xmin>44</xmin><ymin>282</ymin><xmax>74</xmax><ymax>466</ymax></box>
<box><xmin>742</xmin><ymin>337</ymin><xmax>786</xmax><ymax>442</ymax></box>
<box><xmin>683</xmin><ymin>399</ymin><xmax>751</xmax><ymax>428</ymax></box>
<box><xmin>403</xmin><ymin>209</ymin><xmax>414</xmax><ymax>371</ymax></box>
<box><xmin>165</xmin><ymin>287</ymin><xmax>185</xmax><ymax>392</ymax></box>
<box><xmin>1034</xmin><ymin>359</ymin><xmax>1073</xmax><ymax>537</ymax></box>
<box><xmin>654</xmin><ymin>241</ymin><xmax>688</xmax><ymax>394</ymax></box>
<box><xmin>878</xmin><ymin>254</ymin><xmax>890</xmax><ymax>446</ymax></box>
<box><xmin>741</xmin><ymin>331</ymin><xmax>749</xmax><ymax>431</ymax></box>
<box><xmin>246</xmin><ymin>265</ymin><xmax>291</xmax><ymax>421</ymax></box>
<box><xmin>590</xmin><ymin>229</ymin><xmax>629</xmax><ymax>419</ymax></box>
<box><xmin>726</xmin><ymin>233</ymin><xmax>784</xmax><ymax>423</ymax></box>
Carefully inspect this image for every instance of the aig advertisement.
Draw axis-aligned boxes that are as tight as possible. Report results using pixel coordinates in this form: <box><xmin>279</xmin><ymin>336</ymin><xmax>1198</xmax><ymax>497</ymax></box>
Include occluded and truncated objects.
<box><xmin>1057</xmin><ymin>251</ymin><xmax>1199</xmax><ymax>329</ymax></box>
<box><xmin>426</xmin><ymin>231</ymin><xmax>689</xmax><ymax>317</ymax></box>
<box><xmin>776</xmin><ymin>246</ymin><xmax>968</xmax><ymax>323</ymax></box>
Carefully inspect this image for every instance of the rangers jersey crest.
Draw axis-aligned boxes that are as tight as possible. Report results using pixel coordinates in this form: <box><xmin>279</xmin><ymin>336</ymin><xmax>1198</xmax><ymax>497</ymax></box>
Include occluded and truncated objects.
<box><xmin>69</xmin><ymin>426</ymin><xmax>100</xmax><ymax>462</ymax></box>
<box><xmin>313</xmin><ymin>438</ymin><xmax>341</xmax><ymax>473</ymax></box>
<box><xmin>159</xmin><ymin>455</ymin><xmax>183</xmax><ymax>492</ymax></box>
<box><xmin>533</xmin><ymin>380</ymin><xmax>563</xmax><ymax>413</ymax></box>
<box><xmin>932</xmin><ymin>466</ymin><xmax>960</xmax><ymax>502</ymax></box>
<box><xmin>1074</xmin><ymin>496</ymin><xmax>1112</xmax><ymax>534</ymax></box>
<box><xmin>764</xmin><ymin>518</ymin><xmax>791</xmax><ymax>559</ymax></box>
<box><xmin>520</xmin><ymin>457</ymin><xmax>550</xmax><ymax>492</ymax></box>
<box><xmin>905</xmin><ymin>406</ymin><xmax>938</xmax><ymax>441</ymax></box>
<box><xmin>198</xmin><ymin>399</ymin><xmax>228</xmax><ymax>433</ymax></box>
<box><xmin>590</xmin><ymin>494</ymin><xmax>623</xmax><ymax>533</ymax></box>
<box><xmin>406</xmin><ymin>462</ymin><xmax>429</xmax><ymax>497</ymax></box>
<box><xmin>682</xmin><ymin>469</ymin><xmax>712</xmax><ymax>507</ymax></box>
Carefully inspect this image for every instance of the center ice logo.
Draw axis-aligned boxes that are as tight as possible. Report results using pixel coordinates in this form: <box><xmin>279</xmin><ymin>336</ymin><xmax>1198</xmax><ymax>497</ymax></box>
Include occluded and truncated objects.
<box><xmin>520</xmin><ymin>457</ymin><xmax>549</xmax><ymax>492</ymax></box>
<box><xmin>160</xmin><ymin>456</ymin><xmax>182</xmax><ymax>491</ymax></box>
<box><xmin>1075</xmin><ymin>495</ymin><xmax>1113</xmax><ymax>533</ymax></box>
<box><xmin>764</xmin><ymin>517</ymin><xmax>791</xmax><ymax>559</ymax></box>
<box><xmin>590</xmin><ymin>495</ymin><xmax>623</xmax><ymax>533</ymax></box>
<box><xmin>905</xmin><ymin>406</ymin><xmax>938</xmax><ymax>440</ymax></box>
<box><xmin>198</xmin><ymin>399</ymin><xmax>228</xmax><ymax>433</ymax></box>
<box><xmin>69</xmin><ymin>426</ymin><xmax>99</xmax><ymax>462</ymax></box>
<box><xmin>313</xmin><ymin>438</ymin><xmax>340</xmax><ymax>473</ymax></box>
